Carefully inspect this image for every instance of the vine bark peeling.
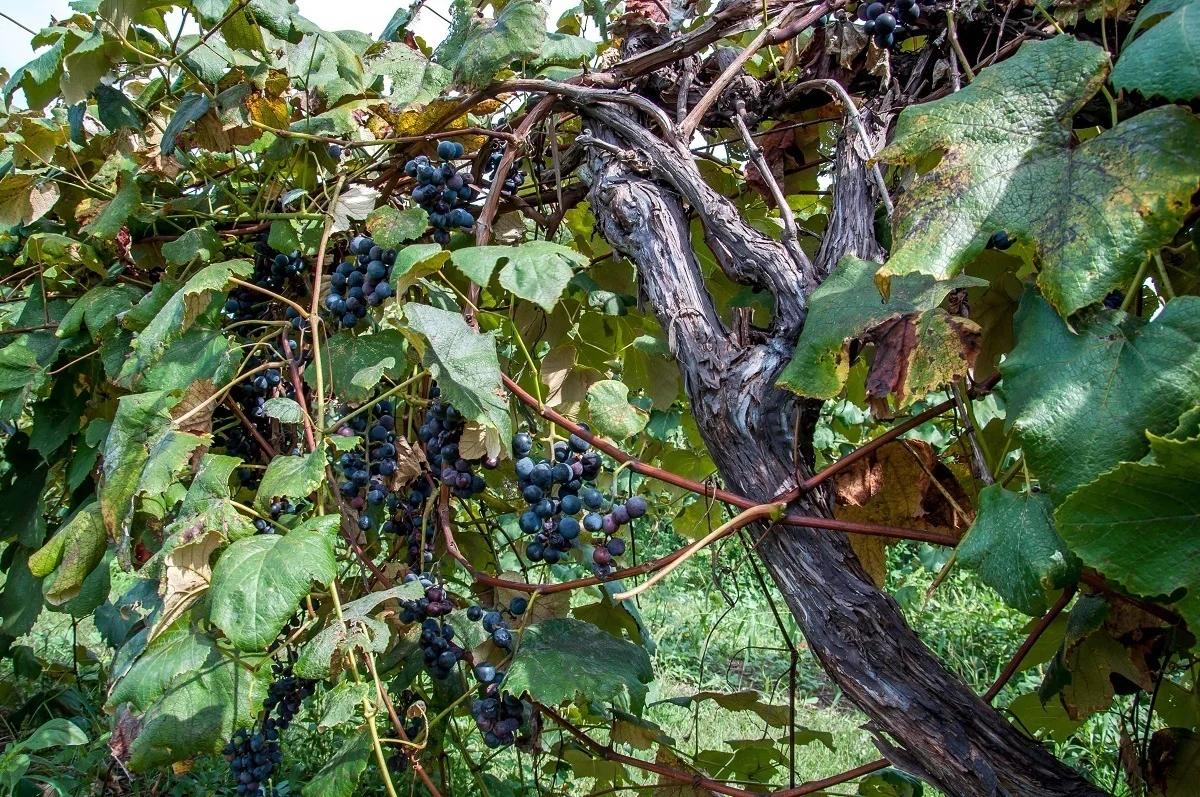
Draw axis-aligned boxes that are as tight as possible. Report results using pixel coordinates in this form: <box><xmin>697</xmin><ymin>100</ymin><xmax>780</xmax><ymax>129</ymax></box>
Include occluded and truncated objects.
<box><xmin>578</xmin><ymin>106</ymin><xmax>1105</xmax><ymax>796</ymax></box>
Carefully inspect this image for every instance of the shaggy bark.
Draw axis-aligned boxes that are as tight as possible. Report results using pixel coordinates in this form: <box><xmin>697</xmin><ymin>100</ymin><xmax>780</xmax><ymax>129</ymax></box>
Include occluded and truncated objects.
<box><xmin>578</xmin><ymin>104</ymin><xmax>1106</xmax><ymax>796</ymax></box>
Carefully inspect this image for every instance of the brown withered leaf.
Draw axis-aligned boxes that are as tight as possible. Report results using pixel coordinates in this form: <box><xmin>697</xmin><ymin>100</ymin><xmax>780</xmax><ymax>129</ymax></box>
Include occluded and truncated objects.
<box><xmin>835</xmin><ymin>440</ymin><xmax>973</xmax><ymax>586</ymax></box>
<box><xmin>148</xmin><ymin>522</ymin><xmax>222</xmax><ymax>642</ymax></box>
<box><xmin>384</xmin><ymin>435</ymin><xmax>427</xmax><ymax>491</ymax></box>
<box><xmin>654</xmin><ymin>745</ymin><xmax>711</xmax><ymax>796</ymax></box>
<box><xmin>457</xmin><ymin>421</ymin><xmax>504</xmax><ymax>463</ymax></box>
<box><xmin>109</xmin><ymin>705</ymin><xmax>140</xmax><ymax>762</ymax></box>
<box><xmin>863</xmin><ymin>309</ymin><xmax>981</xmax><ymax>407</ymax></box>
<box><xmin>1147</xmin><ymin>727</ymin><xmax>1200</xmax><ymax>797</ymax></box>
<box><xmin>172</xmin><ymin>380</ymin><xmax>218</xmax><ymax>440</ymax></box>
<box><xmin>623</xmin><ymin>0</ymin><xmax>669</xmax><ymax>24</ymax></box>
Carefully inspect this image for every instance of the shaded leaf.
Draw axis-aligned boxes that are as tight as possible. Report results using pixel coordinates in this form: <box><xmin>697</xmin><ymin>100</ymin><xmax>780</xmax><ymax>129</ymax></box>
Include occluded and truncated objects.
<box><xmin>587</xmin><ymin>380</ymin><xmax>647</xmax><ymax>439</ymax></box>
<box><xmin>1001</xmin><ymin>294</ymin><xmax>1200</xmax><ymax>503</ymax></box>
<box><xmin>959</xmin><ymin>485</ymin><xmax>1080</xmax><ymax>615</ymax></box>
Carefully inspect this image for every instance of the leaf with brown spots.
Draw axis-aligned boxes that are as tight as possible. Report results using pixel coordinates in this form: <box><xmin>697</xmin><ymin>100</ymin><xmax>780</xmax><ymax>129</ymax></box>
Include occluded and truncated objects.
<box><xmin>835</xmin><ymin>440</ymin><xmax>972</xmax><ymax>585</ymax></box>
<box><xmin>863</xmin><ymin>309</ymin><xmax>980</xmax><ymax>406</ymax></box>
<box><xmin>877</xmin><ymin>35</ymin><xmax>1200</xmax><ymax>316</ymax></box>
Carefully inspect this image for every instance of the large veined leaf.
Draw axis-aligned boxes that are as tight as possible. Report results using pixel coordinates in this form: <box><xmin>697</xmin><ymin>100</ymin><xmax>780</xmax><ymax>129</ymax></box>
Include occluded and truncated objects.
<box><xmin>1112</xmin><ymin>0</ymin><xmax>1200</xmax><ymax>100</ymax></box>
<box><xmin>1001</xmin><ymin>294</ymin><xmax>1200</xmax><ymax>503</ymax></box>
<box><xmin>365</xmin><ymin>206</ymin><xmax>428</xmax><ymax>249</ymax></box>
<box><xmin>404</xmin><ymin>303</ymin><xmax>513</xmax><ymax>449</ymax></box>
<box><xmin>295</xmin><ymin>582</ymin><xmax>423</xmax><ymax>679</ymax></box>
<box><xmin>80</xmin><ymin>170</ymin><xmax>140</xmax><ymax>241</ymax></box>
<box><xmin>0</xmin><ymin>173</ymin><xmax>60</xmax><ymax>227</ymax></box>
<box><xmin>118</xmin><ymin>260</ymin><xmax>253</xmax><ymax>383</ymax></box>
<box><xmin>503</xmin><ymin>618</ymin><xmax>654</xmax><ymax>712</ymax></box>
<box><xmin>499</xmin><ymin>241</ymin><xmax>587</xmax><ymax>312</ymax></box>
<box><xmin>777</xmin><ymin>256</ymin><xmax>986</xmax><ymax>402</ymax></box>
<box><xmin>106</xmin><ymin>616</ymin><xmax>270</xmax><ymax>771</ymax></box>
<box><xmin>161</xmin><ymin>226</ymin><xmax>222</xmax><ymax>265</ymax></box>
<box><xmin>876</xmin><ymin>35</ymin><xmax>1200</xmax><ymax>316</ymax></box>
<box><xmin>301</xmin><ymin>732</ymin><xmax>373</xmax><ymax>797</ymax></box>
<box><xmin>438</xmin><ymin>0</ymin><xmax>548</xmax><ymax>87</ymax></box>
<box><xmin>957</xmin><ymin>485</ymin><xmax>1080</xmax><ymax>615</ymax></box>
<box><xmin>1057</xmin><ymin>432</ymin><xmax>1200</xmax><ymax>636</ymax></box>
<box><xmin>253</xmin><ymin>450</ymin><xmax>327</xmax><ymax>513</ymax></box>
<box><xmin>209</xmin><ymin>515</ymin><xmax>339</xmax><ymax>650</ymax></box>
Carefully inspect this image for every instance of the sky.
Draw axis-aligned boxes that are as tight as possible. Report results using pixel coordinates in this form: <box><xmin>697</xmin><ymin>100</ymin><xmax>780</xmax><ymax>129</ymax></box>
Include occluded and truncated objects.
<box><xmin>0</xmin><ymin>0</ymin><xmax>470</xmax><ymax>79</ymax></box>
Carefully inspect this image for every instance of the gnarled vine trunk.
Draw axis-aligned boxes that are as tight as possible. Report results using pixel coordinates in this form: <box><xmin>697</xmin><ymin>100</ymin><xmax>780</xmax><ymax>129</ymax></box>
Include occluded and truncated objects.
<box><xmin>576</xmin><ymin>102</ymin><xmax>1106</xmax><ymax>796</ymax></box>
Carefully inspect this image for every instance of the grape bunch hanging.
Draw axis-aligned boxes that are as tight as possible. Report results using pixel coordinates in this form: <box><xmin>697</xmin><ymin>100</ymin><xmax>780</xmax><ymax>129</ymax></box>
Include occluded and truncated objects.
<box><xmin>405</xmin><ymin>141</ymin><xmax>476</xmax><ymax>245</ymax></box>
<box><xmin>419</xmin><ymin>384</ymin><xmax>495</xmax><ymax>499</ymax></box>
<box><xmin>856</xmin><ymin>0</ymin><xmax>921</xmax><ymax>48</ymax></box>
<box><xmin>224</xmin><ymin>660</ymin><xmax>315</xmax><ymax>795</ymax></box>
<box><xmin>470</xmin><ymin>657</ymin><xmax>530</xmax><ymax>749</ymax></box>
<box><xmin>324</xmin><ymin>235</ymin><xmax>395</xmax><ymax>330</ymax></box>
<box><xmin>512</xmin><ymin>431</ymin><xmax>645</xmax><ymax>576</ymax></box>
<box><xmin>224</xmin><ymin>234</ymin><xmax>307</xmax><ymax>322</ymax></box>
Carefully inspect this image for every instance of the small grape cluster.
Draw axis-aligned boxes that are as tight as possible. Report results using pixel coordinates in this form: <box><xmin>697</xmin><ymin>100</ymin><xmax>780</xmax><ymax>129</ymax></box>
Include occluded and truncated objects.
<box><xmin>252</xmin><ymin>498</ymin><xmax>302</xmax><ymax>533</ymax></box>
<box><xmin>419</xmin><ymin>385</ymin><xmax>495</xmax><ymax>499</ymax></box>
<box><xmin>382</xmin><ymin>478</ymin><xmax>437</xmax><ymax>570</ymax></box>
<box><xmin>419</xmin><ymin>617</ymin><xmax>467</xmax><ymax>679</ymax></box>
<box><xmin>335</xmin><ymin>401</ymin><xmax>403</xmax><ymax>531</ymax></box>
<box><xmin>224</xmin><ymin>728</ymin><xmax>282</xmax><ymax>796</ymax></box>
<box><xmin>855</xmin><ymin>0</ymin><xmax>921</xmax><ymax>48</ymax></box>
<box><xmin>469</xmin><ymin>659</ymin><xmax>529</xmax><ymax>748</ymax></box>
<box><xmin>404</xmin><ymin>141</ymin><xmax>476</xmax><ymax>245</ymax></box>
<box><xmin>324</xmin><ymin>235</ymin><xmax>396</xmax><ymax>331</ymax></box>
<box><xmin>399</xmin><ymin>572</ymin><xmax>456</xmax><ymax>623</ymax></box>
<box><xmin>512</xmin><ymin>431</ymin><xmax>644</xmax><ymax>575</ymax></box>
<box><xmin>224</xmin><ymin>234</ymin><xmax>307</xmax><ymax>322</ymax></box>
<box><xmin>224</xmin><ymin>661</ymin><xmax>314</xmax><ymax>795</ymax></box>
<box><xmin>485</xmin><ymin>148</ymin><xmax>526</xmax><ymax>197</ymax></box>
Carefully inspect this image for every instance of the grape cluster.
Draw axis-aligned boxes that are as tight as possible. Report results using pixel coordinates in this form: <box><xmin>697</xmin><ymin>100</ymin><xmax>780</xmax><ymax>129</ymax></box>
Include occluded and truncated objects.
<box><xmin>469</xmin><ymin>659</ymin><xmax>529</xmax><ymax>748</ymax></box>
<box><xmin>471</xmin><ymin>604</ymin><xmax>516</xmax><ymax>651</ymax></box>
<box><xmin>485</xmin><ymin>148</ymin><xmax>526</xmax><ymax>197</ymax></box>
<box><xmin>419</xmin><ymin>617</ymin><xmax>467</xmax><ymax>679</ymax></box>
<box><xmin>335</xmin><ymin>401</ymin><xmax>403</xmax><ymax>530</ymax></box>
<box><xmin>224</xmin><ymin>661</ymin><xmax>314</xmax><ymax>795</ymax></box>
<box><xmin>252</xmin><ymin>498</ymin><xmax>302</xmax><ymax>533</ymax></box>
<box><xmin>224</xmin><ymin>234</ymin><xmax>307</xmax><ymax>322</ymax></box>
<box><xmin>404</xmin><ymin>141</ymin><xmax>476</xmax><ymax>245</ymax></box>
<box><xmin>855</xmin><ymin>0</ymin><xmax>921</xmax><ymax>48</ymax></box>
<box><xmin>986</xmin><ymin>230</ymin><xmax>1014</xmax><ymax>250</ymax></box>
<box><xmin>1103</xmin><ymin>289</ymin><xmax>1125</xmax><ymax>309</ymax></box>
<box><xmin>419</xmin><ymin>385</ymin><xmax>495</xmax><ymax>499</ymax></box>
<box><xmin>512</xmin><ymin>431</ymin><xmax>645</xmax><ymax>575</ymax></box>
<box><xmin>399</xmin><ymin>572</ymin><xmax>456</xmax><ymax>623</ymax></box>
<box><xmin>382</xmin><ymin>477</ymin><xmax>437</xmax><ymax>570</ymax></box>
<box><xmin>324</xmin><ymin>235</ymin><xmax>396</xmax><ymax>330</ymax></box>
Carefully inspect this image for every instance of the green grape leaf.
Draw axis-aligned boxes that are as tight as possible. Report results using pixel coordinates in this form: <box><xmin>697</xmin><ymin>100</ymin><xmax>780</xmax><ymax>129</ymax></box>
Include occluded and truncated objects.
<box><xmin>19</xmin><ymin>717</ymin><xmax>88</xmax><ymax>751</ymax></box>
<box><xmin>209</xmin><ymin>515</ymin><xmax>339</xmax><ymax>650</ymax></box>
<box><xmin>391</xmin><ymin>243</ymin><xmax>450</xmax><ymax>295</ymax></box>
<box><xmin>504</xmin><ymin>618</ymin><xmax>654</xmax><ymax>712</ymax></box>
<box><xmin>439</xmin><ymin>0</ymin><xmax>548</xmax><ymax>88</ymax></box>
<box><xmin>957</xmin><ymin>485</ymin><xmax>1081</xmax><ymax>616</ymax></box>
<box><xmin>404</xmin><ymin>303</ymin><xmax>512</xmax><ymax>449</ymax></box>
<box><xmin>301</xmin><ymin>732</ymin><xmax>373</xmax><ymax>797</ymax></box>
<box><xmin>254</xmin><ymin>451</ymin><xmax>327</xmax><ymax>513</ymax></box>
<box><xmin>1001</xmin><ymin>294</ymin><xmax>1200</xmax><ymax>503</ymax></box>
<box><xmin>264</xmin><ymin>397</ymin><xmax>306</xmax><ymax>424</ymax></box>
<box><xmin>161</xmin><ymin>225</ymin><xmax>222</xmax><ymax>265</ymax></box>
<box><xmin>1005</xmin><ymin>691</ymin><xmax>1083</xmax><ymax>742</ymax></box>
<box><xmin>365</xmin><ymin>206</ymin><xmax>429</xmax><ymax>249</ymax></box>
<box><xmin>28</xmin><ymin>503</ymin><xmax>107</xmax><ymax>606</ymax></box>
<box><xmin>859</xmin><ymin>769</ymin><xmax>925</xmax><ymax>797</ymax></box>
<box><xmin>0</xmin><ymin>547</ymin><xmax>44</xmax><ymax>640</ymax></box>
<box><xmin>56</xmin><ymin>284</ymin><xmax>143</xmax><ymax>340</ymax></box>
<box><xmin>108</xmin><ymin>618</ymin><xmax>271</xmax><ymax>771</ymax></box>
<box><xmin>119</xmin><ymin>260</ymin><xmax>254</xmax><ymax>383</ymax></box>
<box><xmin>499</xmin><ymin>241</ymin><xmax>586</xmax><ymax>312</ymax></box>
<box><xmin>876</xmin><ymin>35</ymin><xmax>1200</xmax><ymax>316</ymax></box>
<box><xmin>1057</xmin><ymin>432</ymin><xmax>1200</xmax><ymax>636</ymax></box>
<box><xmin>1112</xmin><ymin>0</ymin><xmax>1200</xmax><ymax>100</ymax></box>
<box><xmin>777</xmin><ymin>256</ymin><xmax>986</xmax><ymax>402</ymax></box>
<box><xmin>19</xmin><ymin>233</ymin><xmax>104</xmax><ymax>273</ymax></box>
<box><xmin>161</xmin><ymin>92</ymin><xmax>212</xmax><ymax>155</ymax></box>
<box><xmin>451</xmin><ymin>245</ymin><xmax>513</xmax><ymax>287</ymax></box>
<box><xmin>587</xmin><ymin>380</ymin><xmax>647</xmax><ymax>439</ymax></box>
<box><xmin>534</xmin><ymin>31</ymin><xmax>596</xmax><ymax>67</ymax></box>
<box><xmin>295</xmin><ymin>583</ymin><xmax>423</xmax><ymax>679</ymax></box>
<box><xmin>100</xmin><ymin>390</ymin><xmax>177</xmax><ymax>545</ymax></box>
<box><xmin>80</xmin><ymin>170</ymin><xmax>140</xmax><ymax>241</ymax></box>
<box><xmin>305</xmin><ymin>329</ymin><xmax>408</xmax><ymax>404</ymax></box>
